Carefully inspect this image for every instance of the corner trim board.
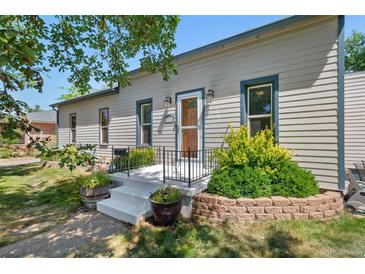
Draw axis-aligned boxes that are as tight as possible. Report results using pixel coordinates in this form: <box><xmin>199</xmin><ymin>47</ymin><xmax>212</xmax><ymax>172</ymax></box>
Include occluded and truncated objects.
<box><xmin>338</xmin><ymin>15</ymin><xmax>345</xmax><ymax>191</ymax></box>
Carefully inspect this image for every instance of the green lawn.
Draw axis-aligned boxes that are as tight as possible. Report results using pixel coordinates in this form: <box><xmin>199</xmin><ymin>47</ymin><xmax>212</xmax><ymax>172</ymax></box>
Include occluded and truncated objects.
<box><xmin>0</xmin><ymin>163</ymin><xmax>87</xmax><ymax>247</ymax></box>
<box><xmin>68</xmin><ymin>214</ymin><xmax>365</xmax><ymax>258</ymax></box>
<box><xmin>1</xmin><ymin>164</ymin><xmax>365</xmax><ymax>258</ymax></box>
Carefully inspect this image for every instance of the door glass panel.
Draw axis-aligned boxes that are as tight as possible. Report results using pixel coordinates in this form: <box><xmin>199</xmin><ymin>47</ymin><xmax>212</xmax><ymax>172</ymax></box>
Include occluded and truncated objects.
<box><xmin>141</xmin><ymin>103</ymin><xmax>151</xmax><ymax>124</ymax></box>
<box><xmin>182</xmin><ymin>98</ymin><xmax>197</xmax><ymax>126</ymax></box>
<box><xmin>250</xmin><ymin>117</ymin><xmax>271</xmax><ymax>137</ymax></box>
<box><xmin>249</xmin><ymin>85</ymin><xmax>272</xmax><ymax>115</ymax></box>
<box><xmin>181</xmin><ymin>128</ymin><xmax>198</xmax><ymax>158</ymax></box>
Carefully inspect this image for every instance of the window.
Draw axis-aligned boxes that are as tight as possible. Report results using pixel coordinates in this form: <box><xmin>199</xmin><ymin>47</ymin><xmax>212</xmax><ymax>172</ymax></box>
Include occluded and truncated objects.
<box><xmin>137</xmin><ymin>99</ymin><xmax>152</xmax><ymax>146</ymax></box>
<box><xmin>99</xmin><ymin>108</ymin><xmax>109</xmax><ymax>144</ymax></box>
<box><xmin>69</xmin><ymin>113</ymin><xmax>76</xmax><ymax>143</ymax></box>
<box><xmin>247</xmin><ymin>83</ymin><xmax>272</xmax><ymax>136</ymax></box>
<box><xmin>140</xmin><ymin>103</ymin><xmax>152</xmax><ymax>145</ymax></box>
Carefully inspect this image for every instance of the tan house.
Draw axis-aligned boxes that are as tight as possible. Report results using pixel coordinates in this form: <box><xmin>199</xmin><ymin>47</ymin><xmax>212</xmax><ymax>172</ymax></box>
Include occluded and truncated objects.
<box><xmin>50</xmin><ymin>15</ymin><xmax>346</xmax><ymax>223</ymax></box>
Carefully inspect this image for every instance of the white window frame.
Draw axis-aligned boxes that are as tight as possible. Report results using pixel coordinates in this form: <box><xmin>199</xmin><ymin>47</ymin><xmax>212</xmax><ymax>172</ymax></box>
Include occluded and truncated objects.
<box><xmin>140</xmin><ymin>102</ymin><xmax>152</xmax><ymax>146</ymax></box>
<box><xmin>69</xmin><ymin>113</ymin><xmax>76</xmax><ymax>144</ymax></box>
<box><xmin>247</xmin><ymin>83</ymin><xmax>273</xmax><ymax>136</ymax></box>
<box><xmin>99</xmin><ymin>108</ymin><xmax>109</xmax><ymax>145</ymax></box>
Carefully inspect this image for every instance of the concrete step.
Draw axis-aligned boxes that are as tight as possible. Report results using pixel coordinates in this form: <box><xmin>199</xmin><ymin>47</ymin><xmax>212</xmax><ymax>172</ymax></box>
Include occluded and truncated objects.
<box><xmin>110</xmin><ymin>173</ymin><xmax>163</xmax><ymax>188</ymax></box>
<box><xmin>110</xmin><ymin>185</ymin><xmax>160</xmax><ymax>206</ymax></box>
<box><xmin>97</xmin><ymin>198</ymin><xmax>152</xmax><ymax>225</ymax></box>
<box><xmin>97</xmin><ymin>176</ymin><xmax>164</xmax><ymax>224</ymax></box>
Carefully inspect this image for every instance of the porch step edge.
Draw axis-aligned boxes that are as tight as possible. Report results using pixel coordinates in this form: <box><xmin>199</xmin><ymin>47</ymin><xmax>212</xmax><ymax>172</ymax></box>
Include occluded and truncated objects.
<box><xmin>97</xmin><ymin>198</ymin><xmax>151</xmax><ymax>225</ymax></box>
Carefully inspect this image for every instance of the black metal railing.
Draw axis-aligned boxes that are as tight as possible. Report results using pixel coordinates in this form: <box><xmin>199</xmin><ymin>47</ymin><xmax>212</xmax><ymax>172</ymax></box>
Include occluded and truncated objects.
<box><xmin>162</xmin><ymin>147</ymin><xmax>218</xmax><ymax>187</ymax></box>
<box><xmin>111</xmin><ymin>145</ymin><xmax>162</xmax><ymax>176</ymax></box>
<box><xmin>110</xmin><ymin>145</ymin><xmax>219</xmax><ymax>187</ymax></box>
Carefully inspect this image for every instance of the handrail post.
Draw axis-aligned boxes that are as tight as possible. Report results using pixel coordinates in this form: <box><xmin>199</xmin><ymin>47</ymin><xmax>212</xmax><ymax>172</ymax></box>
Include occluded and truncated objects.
<box><xmin>188</xmin><ymin>147</ymin><xmax>191</xmax><ymax>188</ymax></box>
<box><xmin>127</xmin><ymin>146</ymin><xmax>130</xmax><ymax>177</ymax></box>
<box><xmin>163</xmin><ymin>146</ymin><xmax>166</xmax><ymax>184</ymax></box>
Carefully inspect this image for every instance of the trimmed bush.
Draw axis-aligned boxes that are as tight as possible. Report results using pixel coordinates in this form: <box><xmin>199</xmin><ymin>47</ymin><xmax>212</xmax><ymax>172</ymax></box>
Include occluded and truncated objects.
<box><xmin>207</xmin><ymin>126</ymin><xmax>319</xmax><ymax>198</ymax></box>
<box><xmin>269</xmin><ymin>161</ymin><xmax>319</xmax><ymax>198</ymax></box>
<box><xmin>208</xmin><ymin>166</ymin><xmax>271</xmax><ymax>198</ymax></box>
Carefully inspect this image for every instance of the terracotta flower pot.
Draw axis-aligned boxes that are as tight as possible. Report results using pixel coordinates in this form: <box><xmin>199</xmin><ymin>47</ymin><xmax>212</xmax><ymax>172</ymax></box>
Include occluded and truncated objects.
<box><xmin>80</xmin><ymin>185</ymin><xmax>110</xmax><ymax>209</ymax></box>
<box><xmin>149</xmin><ymin>196</ymin><xmax>183</xmax><ymax>226</ymax></box>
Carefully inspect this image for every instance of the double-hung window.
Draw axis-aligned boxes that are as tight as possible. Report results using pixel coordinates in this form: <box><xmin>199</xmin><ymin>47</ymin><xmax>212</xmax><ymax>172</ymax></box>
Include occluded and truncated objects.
<box><xmin>139</xmin><ymin>102</ymin><xmax>152</xmax><ymax>146</ymax></box>
<box><xmin>99</xmin><ymin>108</ymin><xmax>109</xmax><ymax>144</ymax></box>
<box><xmin>69</xmin><ymin>113</ymin><xmax>76</xmax><ymax>144</ymax></box>
<box><xmin>247</xmin><ymin>83</ymin><xmax>272</xmax><ymax>136</ymax></box>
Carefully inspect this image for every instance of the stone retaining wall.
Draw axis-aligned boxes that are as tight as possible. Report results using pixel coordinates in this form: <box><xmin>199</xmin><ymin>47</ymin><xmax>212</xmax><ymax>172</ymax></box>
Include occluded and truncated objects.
<box><xmin>192</xmin><ymin>191</ymin><xmax>343</xmax><ymax>222</ymax></box>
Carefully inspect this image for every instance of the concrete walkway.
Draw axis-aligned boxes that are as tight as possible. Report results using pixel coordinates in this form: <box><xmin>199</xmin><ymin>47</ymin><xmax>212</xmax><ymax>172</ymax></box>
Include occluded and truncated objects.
<box><xmin>0</xmin><ymin>157</ymin><xmax>40</xmax><ymax>168</ymax></box>
<box><xmin>0</xmin><ymin>211</ymin><xmax>128</xmax><ymax>258</ymax></box>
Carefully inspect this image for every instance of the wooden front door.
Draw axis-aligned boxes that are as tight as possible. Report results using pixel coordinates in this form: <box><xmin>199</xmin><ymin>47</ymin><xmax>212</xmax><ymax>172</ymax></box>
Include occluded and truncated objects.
<box><xmin>181</xmin><ymin>97</ymin><xmax>198</xmax><ymax>157</ymax></box>
<box><xmin>177</xmin><ymin>91</ymin><xmax>202</xmax><ymax>159</ymax></box>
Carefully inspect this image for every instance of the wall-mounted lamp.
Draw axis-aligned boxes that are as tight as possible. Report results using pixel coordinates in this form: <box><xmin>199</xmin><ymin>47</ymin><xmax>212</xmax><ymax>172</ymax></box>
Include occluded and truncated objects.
<box><xmin>206</xmin><ymin>89</ymin><xmax>215</xmax><ymax>104</ymax></box>
<box><xmin>163</xmin><ymin>96</ymin><xmax>172</xmax><ymax>109</ymax></box>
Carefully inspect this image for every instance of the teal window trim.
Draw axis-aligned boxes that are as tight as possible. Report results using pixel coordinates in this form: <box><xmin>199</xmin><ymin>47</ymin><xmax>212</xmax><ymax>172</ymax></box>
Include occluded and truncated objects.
<box><xmin>240</xmin><ymin>75</ymin><xmax>279</xmax><ymax>141</ymax></box>
<box><xmin>136</xmin><ymin>98</ymin><xmax>153</xmax><ymax>146</ymax></box>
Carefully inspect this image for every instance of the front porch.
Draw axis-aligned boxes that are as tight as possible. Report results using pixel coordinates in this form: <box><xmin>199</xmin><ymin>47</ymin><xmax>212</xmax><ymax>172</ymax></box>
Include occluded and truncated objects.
<box><xmin>97</xmin><ymin>157</ymin><xmax>214</xmax><ymax>224</ymax></box>
<box><xmin>111</xmin><ymin>164</ymin><xmax>210</xmax><ymax>196</ymax></box>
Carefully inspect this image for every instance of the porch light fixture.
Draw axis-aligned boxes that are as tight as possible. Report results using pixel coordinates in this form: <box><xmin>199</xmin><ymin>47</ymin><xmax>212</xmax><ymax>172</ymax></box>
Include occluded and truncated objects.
<box><xmin>206</xmin><ymin>89</ymin><xmax>215</xmax><ymax>104</ymax></box>
<box><xmin>163</xmin><ymin>96</ymin><xmax>172</xmax><ymax>109</ymax></box>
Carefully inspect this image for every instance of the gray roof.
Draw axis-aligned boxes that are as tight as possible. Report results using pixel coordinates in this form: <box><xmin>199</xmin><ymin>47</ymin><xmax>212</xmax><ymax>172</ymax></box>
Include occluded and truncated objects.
<box><xmin>27</xmin><ymin>110</ymin><xmax>57</xmax><ymax>123</ymax></box>
<box><xmin>50</xmin><ymin>87</ymin><xmax>119</xmax><ymax>108</ymax></box>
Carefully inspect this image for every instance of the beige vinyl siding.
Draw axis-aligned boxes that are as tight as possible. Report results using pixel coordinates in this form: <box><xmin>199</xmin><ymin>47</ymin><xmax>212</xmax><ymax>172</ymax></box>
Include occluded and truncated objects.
<box><xmin>344</xmin><ymin>71</ymin><xmax>365</xmax><ymax>169</ymax></box>
<box><xmin>58</xmin><ymin>16</ymin><xmax>340</xmax><ymax>190</ymax></box>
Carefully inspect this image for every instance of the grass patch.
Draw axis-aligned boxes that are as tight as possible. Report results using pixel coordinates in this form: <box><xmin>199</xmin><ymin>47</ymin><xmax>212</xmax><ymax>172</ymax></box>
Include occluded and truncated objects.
<box><xmin>68</xmin><ymin>214</ymin><xmax>365</xmax><ymax>258</ymax></box>
<box><xmin>0</xmin><ymin>163</ymin><xmax>87</xmax><ymax>247</ymax></box>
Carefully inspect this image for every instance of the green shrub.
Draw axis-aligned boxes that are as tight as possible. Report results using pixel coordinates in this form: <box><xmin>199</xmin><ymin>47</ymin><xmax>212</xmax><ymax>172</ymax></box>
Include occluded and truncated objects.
<box><xmin>81</xmin><ymin>171</ymin><xmax>111</xmax><ymax>189</ymax></box>
<box><xmin>208</xmin><ymin>166</ymin><xmax>271</xmax><ymax>198</ymax></box>
<box><xmin>213</xmin><ymin>126</ymin><xmax>292</xmax><ymax>172</ymax></box>
<box><xmin>0</xmin><ymin>147</ymin><xmax>12</xmax><ymax>159</ymax></box>
<box><xmin>0</xmin><ymin>146</ymin><xmax>36</xmax><ymax>159</ymax></box>
<box><xmin>150</xmin><ymin>187</ymin><xmax>182</xmax><ymax>204</ymax></box>
<box><xmin>118</xmin><ymin>147</ymin><xmax>156</xmax><ymax>169</ymax></box>
<box><xmin>269</xmin><ymin>161</ymin><xmax>319</xmax><ymax>198</ymax></box>
<box><xmin>207</xmin><ymin>126</ymin><xmax>319</xmax><ymax>198</ymax></box>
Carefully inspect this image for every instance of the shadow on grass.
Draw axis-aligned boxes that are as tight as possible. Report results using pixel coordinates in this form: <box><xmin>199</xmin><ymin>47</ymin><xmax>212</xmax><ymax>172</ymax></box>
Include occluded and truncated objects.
<box><xmin>90</xmin><ymin>219</ymin><xmax>304</xmax><ymax>258</ymax></box>
<box><xmin>0</xmin><ymin>164</ymin><xmax>86</xmax><ymax>248</ymax></box>
<box><xmin>266</xmin><ymin>227</ymin><xmax>301</xmax><ymax>257</ymax></box>
<box><xmin>0</xmin><ymin>163</ymin><xmax>41</xmax><ymax>177</ymax></box>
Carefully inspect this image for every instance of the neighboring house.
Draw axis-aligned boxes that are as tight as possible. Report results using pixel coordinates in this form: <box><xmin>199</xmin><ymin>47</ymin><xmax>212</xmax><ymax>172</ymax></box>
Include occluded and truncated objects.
<box><xmin>25</xmin><ymin>111</ymin><xmax>57</xmax><ymax>145</ymax></box>
<box><xmin>344</xmin><ymin>71</ymin><xmax>365</xmax><ymax>170</ymax></box>
<box><xmin>51</xmin><ymin>15</ymin><xmax>345</xmax><ymax>192</ymax></box>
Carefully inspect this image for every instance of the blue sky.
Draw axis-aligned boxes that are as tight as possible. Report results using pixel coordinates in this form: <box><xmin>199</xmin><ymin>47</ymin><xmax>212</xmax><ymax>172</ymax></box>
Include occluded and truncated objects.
<box><xmin>12</xmin><ymin>15</ymin><xmax>365</xmax><ymax>110</ymax></box>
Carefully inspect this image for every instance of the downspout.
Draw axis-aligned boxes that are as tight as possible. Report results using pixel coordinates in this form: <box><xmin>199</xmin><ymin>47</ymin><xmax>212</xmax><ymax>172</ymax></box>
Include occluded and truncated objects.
<box><xmin>51</xmin><ymin>105</ymin><xmax>59</xmax><ymax>148</ymax></box>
